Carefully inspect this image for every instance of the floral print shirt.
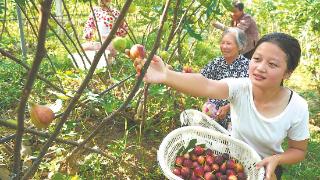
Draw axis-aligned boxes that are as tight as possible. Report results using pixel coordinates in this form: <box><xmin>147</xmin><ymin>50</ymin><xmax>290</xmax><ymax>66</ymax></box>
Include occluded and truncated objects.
<box><xmin>84</xmin><ymin>6</ymin><xmax>128</xmax><ymax>40</ymax></box>
<box><xmin>200</xmin><ymin>54</ymin><xmax>249</xmax><ymax>128</ymax></box>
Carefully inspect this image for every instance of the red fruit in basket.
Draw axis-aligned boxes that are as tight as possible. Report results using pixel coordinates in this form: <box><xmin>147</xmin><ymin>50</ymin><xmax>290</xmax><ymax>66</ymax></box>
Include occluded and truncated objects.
<box><xmin>220</xmin><ymin>175</ymin><xmax>227</xmax><ymax>180</ymax></box>
<box><xmin>226</xmin><ymin>159</ymin><xmax>236</xmax><ymax>169</ymax></box>
<box><xmin>215</xmin><ymin>155</ymin><xmax>224</xmax><ymax>165</ymax></box>
<box><xmin>194</xmin><ymin>145</ymin><xmax>205</xmax><ymax>155</ymax></box>
<box><xmin>226</xmin><ymin>169</ymin><xmax>235</xmax><ymax>176</ymax></box>
<box><xmin>220</xmin><ymin>162</ymin><xmax>227</xmax><ymax>173</ymax></box>
<box><xmin>191</xmin><ymin>172</ymin><xmax>201</xmax><ymax>180</ymax></box>
<box><xmin>175</xmin><ymin>156</ymin><xmax>184</xmax><ymax>166</ymax></box>
<box><xmin>191</xmin><ymin>153</ymin><xmax>198</xmax><ymax>161</ymax></box>
<box><xmin>204</xmin><ymin>172</ymin><xmax>215</xmax><ymax>180</ymax></box>
<box><xmin>172</xmin><ymin>167</ymin><xmax>181</xmax><ymax>176</ymax></box>
<box><xmin>211</xmin><ymin>163</ymin><xmax>220</xmax><ymax>172</ymax></box>
<box><xmin>215</xmin><ymin>172</ymin><xmax>222</xmax><ymax>179</ymax></box>
<box><xmin>183</xmin><ymin>159</ymin><xmax>193</xmax><ymax>168</ymax></box>
<box><xmin>192</xmin><ymin>161</ymin><xmax>200</xmax><ymax>169</ymax></box>
<box><xmin>206</xmin><ymin>155</ymin><xmax>215</xmax><ymax>165</ymax></box>
<box><xmin>194</xmin><ymin>166</ymin><xmax>205</xmax><ymax>177</ymax></box>
<box><xmin>183</xmin><ymin>152</ymin><xmax>190</xmax><ymax>159</ymax></box>
<box><xmin>205</xmin><ymin>149</ymin><xmax>214</xmax><ymax>156</ymax></box>
<box><xmin>227</xmin><ymin>174</ymin><xmax>237</xmax><ymax>180</ymax></box>
<box><xmin>204</xmin><ymin>164</ymin><xmax>211</xmax><ymax>172</ymax></box>
<box><xmin>222</xmin><ymin>153</ymin><xmax>230</xmax><ymax>160</ymax></box>
<box><xmin>181</xmin><ymin>167</ymin><xmax>191</xmax><ymax>178</ymax></box>
<box><xmin>197</xmin><ymin>155</ymin><xmax>205</xmax><ymax>165</ymax></box>
<box><xmin>237</xmin><ymin>172</ymin><xmax>246</xmax><ymax>180</ymax></box>
<box><xmin>235</xmin><ymin>163</ymin><xmax>244</xmax><ymax>173</ymax></box>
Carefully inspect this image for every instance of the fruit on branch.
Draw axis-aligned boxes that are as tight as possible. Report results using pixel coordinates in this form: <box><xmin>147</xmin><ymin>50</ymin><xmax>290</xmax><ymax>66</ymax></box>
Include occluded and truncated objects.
<box><xmin>159</xmin><ymin>50</ymin><xmax>170</xmax><ymax>60</ymax></box>
<box><xmin>182</xmin><ymin>66</ymin><xmax>193</xmax><ymax>73</ymax></box>
<box><xmin>128</xmin><ymin>4</ymin><xmax>137</xmax><ymax>13</ymax></box>
<box><xmin>112</xmin><ymin>37</ymin><xmax>127</xmax><ymax>52</ymax></box>
<box><xmin>129</xmin><ymin>44</ymin><xmax>146</xmax><ymax>60</ymax></box>
<box><xmin>30</xmin><ymin>103</ymin><xmax>54</xmax><ymax>129</ymax></box>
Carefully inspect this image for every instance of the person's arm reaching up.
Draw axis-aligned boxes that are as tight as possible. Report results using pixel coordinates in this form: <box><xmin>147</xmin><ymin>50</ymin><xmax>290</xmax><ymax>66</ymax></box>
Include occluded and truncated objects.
<box><xmin>135</xmin><ymin>56</ymin><xmax>230</xmax><ymax>100</ymax></box>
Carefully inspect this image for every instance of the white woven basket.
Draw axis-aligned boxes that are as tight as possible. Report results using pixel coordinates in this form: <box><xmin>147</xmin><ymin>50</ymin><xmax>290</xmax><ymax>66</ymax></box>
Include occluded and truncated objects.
<box><xmin>157</xmin><ymin>126</ymin><xmax>265</xmax><ymax>180</ymax></box>
<box><xmin>180</xmin><ymin>109</ymin><xmax>230</xmax><ymax>135</ymax></box>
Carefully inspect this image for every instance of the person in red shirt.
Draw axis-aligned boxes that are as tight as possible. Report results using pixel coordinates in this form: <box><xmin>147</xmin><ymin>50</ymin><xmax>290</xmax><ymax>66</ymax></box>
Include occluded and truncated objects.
<box><xmin>213</xmin><ymin>2</ymin><xmax>259</xmax><ymax>59</ymax></box>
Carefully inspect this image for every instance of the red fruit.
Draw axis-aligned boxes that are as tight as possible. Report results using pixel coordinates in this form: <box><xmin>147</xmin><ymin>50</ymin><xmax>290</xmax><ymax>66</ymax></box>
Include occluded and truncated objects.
<box><xmin>181</xmin><ymin>167</ymin><xmax>191</xmax><ymax>178</ymax></box>
<box><xmin>220</xmin><ymin>175</ymin><xmax>227</xmax><ymax>180</ymax></box>
<box><xmin>205</xmin><ymin>149</ymin><xmax>214</xmax><ymax>156</ymax></box>
<box><xmin>192</xmin><ymin>161</ymin><xmax>200</xmax><ymax>169</ymax></box>
<box><xmin>215</xmin><ymin>155</ymin><xmax>224</xmax><ymax>165</ymax></box>
<box><xmin>197</xmin><ymin>155</ymin><xmax>205</xmax><ymax>165</ymax></box>
<box><xmin>182</xmin><ymin>66</ymin><xmax>193</xmax><ymax>73</ymax></box>
<box><xmin>194</xmin><ymin>166</ymin><xmax>205</xmax><ymax>177</ymax></box>
<box><xmin>183</xmin><ymin>153</ymin><xmax>190</xmax><ymax>159</ymax></box>
<box><xmin>215</xmin><ymin>172</ymin><xmax>222</xmax><ymax>179</ymax></box>
<box><xmin>129</xmin><ymin>44</ymin><xmax>146</xmax><ymax>60</ymax></box>
<box><xmin>227</xmin><ymin>174</ymin><xmax>237</xmax><ymax>180</ymax></box>
<box><xmin>194</xmin><ymin>145</ymin><xmax>204</xmax><ymax>155</ymax></box>
<box><xmin>226</xmin><ymin>159</ymin><xmax>236</xmax><ymax>170</ymax></box>
<box><xmin>235</xmin><ymin>163</ymin><xmax>244</xmax><ymax>173</ymax></box>
<box><xmin>204</xmin><ymin>164</ymin><xmax>211</xmax><ymax>172</ymax></box>
<box><xmin>206</xmin><ymin>155</ymin><xmax>215</xmax><ymax>165</ymax></box>
<box><xmin>172</xmin><ymin>167</ymin><xmax>181</xmax><ymax>176</ymax></box>
<box><xmin>191</xmin><ymin>172</ymin><xmax>202</xmax><ymax>180</ymax></box>
<box><xmin>222</xmin><ymin>153</ymin><xmax>230</xmax><ymax>160</ymax></box>
<box><xmin>220</xmin><ymin>162</ymin><xmax>227</xmax><ymax>174</ymax></box>
<box><xmin>30</xmin><ymin>103</ymin><xmax>54</xmax><ymax>129</ymax></box>
<box><xmin>204</xmin><ymin>172</ymin><xmax>215</xmax><ymax>180</ymax></box>
<box><xmin>175</xmin><ymin>156</ymin><xmax>184</xmax><ymax>166</ymax></box>
<box><xmin>183</xmin><ymin>159</ymin><xmax>193</xmax><ymax>168</ymax></box>
<box><xmin>237</xmin><ymin>172</ymin><xmax>246</xmax><ymax>180</ymax></box>
<box><xmin>191</xmin><ymin>153</ymin><xmax>198</xmax><ymax>161</ymax></box>
<box><xmin>211</xmin><ymin>163</ymin><xmax>220</xmax><ymax>172</ymax></box>
<box><xmin>226</xmin><ymin>169</ymin><xmax>235</xmax><ymax>176</ymax></box>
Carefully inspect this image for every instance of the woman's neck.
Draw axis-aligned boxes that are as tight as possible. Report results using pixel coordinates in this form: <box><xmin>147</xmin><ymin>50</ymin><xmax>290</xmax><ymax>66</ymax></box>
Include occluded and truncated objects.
<box><xmin>224</xmin><ymin>54</ymin><xmax>238</xmax><ymax>64</ymax></box>
<box><xmin>252</xmin><ymin>85</ymin><xmax>284</xmax><ymax>104</ymax></box>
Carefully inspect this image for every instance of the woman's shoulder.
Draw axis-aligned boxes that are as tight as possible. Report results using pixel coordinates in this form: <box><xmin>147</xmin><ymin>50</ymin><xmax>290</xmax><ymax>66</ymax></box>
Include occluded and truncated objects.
<box><xmin>291</xmin><ymin>91</ymin><xmax>308</xmax><ymax>110</ymax></box>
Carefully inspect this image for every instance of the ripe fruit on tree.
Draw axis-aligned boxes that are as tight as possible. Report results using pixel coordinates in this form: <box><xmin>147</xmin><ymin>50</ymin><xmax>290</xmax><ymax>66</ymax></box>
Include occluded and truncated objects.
<box><xmin>129</xmin><ymin>44</ymin><xmax>146</xmax><ymax>60</ymax></box>
<box><xmin>30</xmin><ymin>103</ymin><xmax>54</xmax><ymax>129</ymax></box>
<box><xmin>182</xmin><ymin>66</ymin><xmax>193</xmax><ymax>73</ymax></box>
<box><xmin>112</xmin><ymin>37</ymin><xmax>127</xmax><ymax>52</ymax></box>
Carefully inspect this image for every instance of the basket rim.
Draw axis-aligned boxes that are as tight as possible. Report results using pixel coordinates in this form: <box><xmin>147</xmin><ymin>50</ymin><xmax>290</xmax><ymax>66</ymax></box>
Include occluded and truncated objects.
<box><xmin>157</xmin><ymin>126</ymin><xmax>264</xmax><ymax>180</ymax></box>
<box><xmin>180</xmin><ymin>109</ymin><xmax>230</xmax><ymax>135</ymax></box>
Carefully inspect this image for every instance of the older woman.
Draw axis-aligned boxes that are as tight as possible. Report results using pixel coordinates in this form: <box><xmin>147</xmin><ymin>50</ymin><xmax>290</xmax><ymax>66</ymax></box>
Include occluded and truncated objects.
<box><xmin>201</xmin><ymin>27</ymin><xmax>249</xmax><ymax>130</ymax></box>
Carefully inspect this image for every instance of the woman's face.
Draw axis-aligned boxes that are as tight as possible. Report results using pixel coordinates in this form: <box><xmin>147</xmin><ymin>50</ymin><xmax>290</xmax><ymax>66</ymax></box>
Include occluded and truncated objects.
<box><xmin>220</xmin><ymin>33</ymin><xmax>239</xmax><ymax>61</ymax></box>
<box><xmin>249</xmin><ymin>42</ymin><xmax>289</xmax><ymax>89</ymax></box>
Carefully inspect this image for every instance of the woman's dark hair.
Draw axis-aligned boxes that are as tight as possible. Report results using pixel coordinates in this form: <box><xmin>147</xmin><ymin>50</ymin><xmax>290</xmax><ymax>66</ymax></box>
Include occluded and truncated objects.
<box><xmin>254</xmin><ymin>32</ymin><xmax>301</xmax><ymax>73</ymax></box>
<box><xmin>233</xmin><ymin>2</ymin><xmax>244</xmax><ymax>11</ymax></box>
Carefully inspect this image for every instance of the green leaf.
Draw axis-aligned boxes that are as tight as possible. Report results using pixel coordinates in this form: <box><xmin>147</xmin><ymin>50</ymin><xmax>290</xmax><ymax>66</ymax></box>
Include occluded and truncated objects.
<box><xmin>183</xmin><ymin>23</ymin><xmax>202</xmax><ymax>40</ymax></box>
<box><xmin>182</xmin><ymin>139</ymin><xmax>197</xmax><ymax>155</ymax></box>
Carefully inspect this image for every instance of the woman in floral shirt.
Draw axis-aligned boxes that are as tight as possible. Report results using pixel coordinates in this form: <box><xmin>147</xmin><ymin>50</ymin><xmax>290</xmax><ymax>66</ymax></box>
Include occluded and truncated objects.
<box><xmin>201</xmin><ymin>27</ymin><xmax>249</xmax><ymax>130</ymax></box>
<box><xmin>82</xmin><ymin>0</ymin><xmax>128</xmax><ymax>52</ymax></box>
<box><xmin>83</xmin><ymin>0</ymin><xmax>128</xmax><ymax>40</ymax></box>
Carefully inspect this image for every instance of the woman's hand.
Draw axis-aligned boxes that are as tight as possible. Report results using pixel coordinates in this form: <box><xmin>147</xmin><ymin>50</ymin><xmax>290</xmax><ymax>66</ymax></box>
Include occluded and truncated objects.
<box><xmin>133</xmin><ymin>55</ymin><xmax>168</xmax><ymax>84</ymax></box>
<box><xmin>216</xmin><ymin>104</ymin><xmax>230</xmax><ymax>120</ymax></box>
<box><xmin>256</xmin><ymin>154</ymin><xmax>281</xmax><ymax>180</ymax></box>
